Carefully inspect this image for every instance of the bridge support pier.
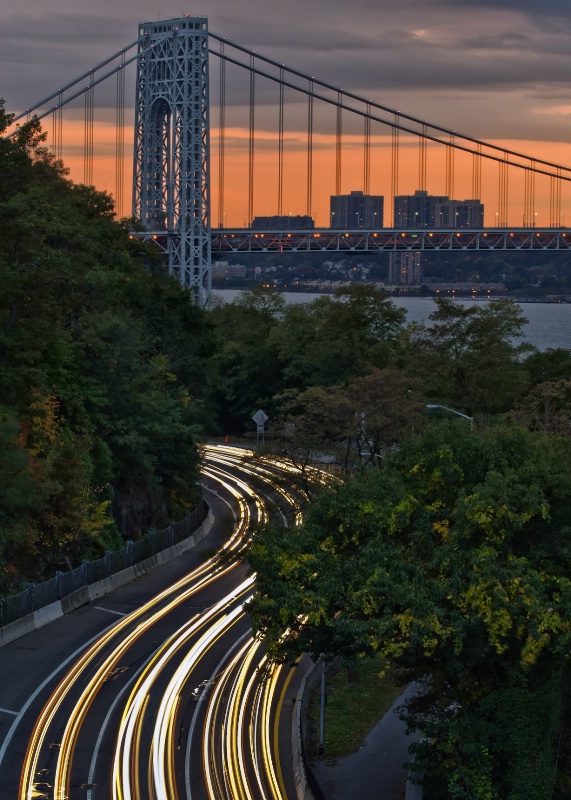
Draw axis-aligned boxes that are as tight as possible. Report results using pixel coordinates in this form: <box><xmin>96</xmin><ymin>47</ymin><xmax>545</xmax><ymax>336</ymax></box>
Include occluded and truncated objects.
<box><xmin>133</xmin><ymin>16</ymin><xmax>211</xmax><ymax>304</ymax></box>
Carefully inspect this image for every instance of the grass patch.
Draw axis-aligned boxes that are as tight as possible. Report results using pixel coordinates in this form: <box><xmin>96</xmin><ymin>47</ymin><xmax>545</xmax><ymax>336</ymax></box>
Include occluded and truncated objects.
<box><xmin>307</xmin><ymin>655</ymin><xmax>403</xmax><ymax>759</ymax></box>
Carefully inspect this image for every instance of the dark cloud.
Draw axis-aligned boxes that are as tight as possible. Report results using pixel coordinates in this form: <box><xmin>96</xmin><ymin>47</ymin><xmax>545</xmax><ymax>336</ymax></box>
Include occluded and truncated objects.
<box><xmin>442</xmin><ymin>0</ymin><xmax>571</xmax><ymax>16</ymax></box>
<box><xmin>1</xmin><ymin>0</ymin><xmax>570</xmax><ymax>147</ymax></box>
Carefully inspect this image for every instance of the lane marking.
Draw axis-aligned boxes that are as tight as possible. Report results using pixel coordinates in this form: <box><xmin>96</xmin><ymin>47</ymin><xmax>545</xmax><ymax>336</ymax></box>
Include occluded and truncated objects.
<box><xmin>0</xmin><ymin>708</ymin><xmax>18</xmax><ymax>716</ymax></box>
<box><xmin>93</xmin><ymin>606</ymin><xmax>127</xmax><ymax>617</ymax></box>
<box><xmin>0</xmin><ymin>618</ymin><xmax>120</xmax><ymax>768</ymax></box>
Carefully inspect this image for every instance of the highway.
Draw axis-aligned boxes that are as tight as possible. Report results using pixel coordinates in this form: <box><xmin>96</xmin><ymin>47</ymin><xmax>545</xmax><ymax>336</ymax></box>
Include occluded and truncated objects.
<box><xmin>0</xmin><ymin>444</ymin><xmax>327</xmax><ymax>800</ymax></box>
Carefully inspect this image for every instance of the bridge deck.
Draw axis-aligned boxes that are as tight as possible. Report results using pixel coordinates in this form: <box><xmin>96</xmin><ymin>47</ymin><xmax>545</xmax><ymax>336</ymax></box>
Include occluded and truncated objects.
<box><xmin>133</xmin><ymin>228</ymin><xmax>571</xmax><ymax>254</ymax></box>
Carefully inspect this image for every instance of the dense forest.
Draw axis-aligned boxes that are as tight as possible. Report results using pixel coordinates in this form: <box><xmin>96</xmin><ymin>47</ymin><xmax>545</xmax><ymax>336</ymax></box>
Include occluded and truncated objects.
<box><xmin>3</xmin><ymin>103</ymin><xmax>571</xmax><ymax>798</ymax></box>
<box><xmin>0</xmin><ymin>104</ymin><xmax>215</xmax><ymax>590</ymax></box>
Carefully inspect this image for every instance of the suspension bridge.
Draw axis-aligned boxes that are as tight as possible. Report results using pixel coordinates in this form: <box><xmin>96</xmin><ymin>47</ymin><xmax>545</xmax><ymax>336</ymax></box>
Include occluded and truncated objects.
<box><xmin>6</xmin><ymin>14</ymin><xmax>571</xmax><ymax>303</ymax></box>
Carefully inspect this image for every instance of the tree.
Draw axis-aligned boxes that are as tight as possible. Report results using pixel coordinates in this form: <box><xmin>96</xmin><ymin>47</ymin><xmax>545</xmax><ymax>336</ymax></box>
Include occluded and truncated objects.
<box><xmin>248</xmin><ymin>423</ymin><xmax>571</xmax><ymax>799</ymax></box>
<box><xmin>273</xmin><ymin>285</ymin><xmax>406</xmax><ymax>390</ymax></box>
<box><xmin>406</xmin><ymin>297</ymin><xmax>531</xmax><ymax>414</ymax></box>
<box><xmin>270</xmin><ymin>367</ymin><xmax>424</xmax><ymax>473</ymax></box>
<box><xmin>509</xmin><ymin>380</ymin><xmax>571</xmax><ymax>436</ymax></box>
<box><xmin>209</xmin><ymin>286</ymin><xmax>286</xmax><ymax>431</ymax></box>
<box><xmin>0</xmin><ymin>103</ymin><xmax>208</xmax><ymax>582</ymax></box>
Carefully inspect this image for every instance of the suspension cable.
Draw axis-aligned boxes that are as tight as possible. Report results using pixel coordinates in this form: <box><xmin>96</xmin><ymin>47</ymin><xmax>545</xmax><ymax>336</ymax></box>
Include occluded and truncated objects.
<box><xmin>5</xmin><ymin>36</ymin><xmax>171</xmax><ymax>138</ymax></box>
<box><xmin>209</xmin><ymin>39</ymin><xmax>571</xmax><ymax>181</ymax></box>
<box><xmin>10</xmin><ymin>38</ymin><xmax>143</xmax><ymax>124</ymax></box>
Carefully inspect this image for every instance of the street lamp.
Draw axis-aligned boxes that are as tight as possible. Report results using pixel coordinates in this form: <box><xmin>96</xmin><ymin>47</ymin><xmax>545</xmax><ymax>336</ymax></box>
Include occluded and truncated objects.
<box><xmin>426</xmin><ymin>404</ymin><xmax>473</xmax><ymax>429</ymax></box>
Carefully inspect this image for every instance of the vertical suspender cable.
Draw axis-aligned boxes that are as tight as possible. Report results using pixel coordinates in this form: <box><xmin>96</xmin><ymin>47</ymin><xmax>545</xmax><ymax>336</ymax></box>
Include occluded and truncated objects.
<box><xmin>115</xmin><ymin>53</ymin><xmax>125</xmax><ymax>218</ymax></box>
<box><xmin>218</xmin><ymin>42</ymin><xmax>226</xmax><ymax>227</ymax></box>
<box><xmin>335</xmin><ymin>93</ymin><xmax>342</xmax><ymax>196</ymax></box>
<box><xmin>248</xmin><ymin>55</ymin><xmax>255</xmax><ymax>228</ymax></box>
<box><xmin>52</xmin><ymin>92</ymin><xmax>63</xmax><ymax>161</ymax></box>
<box><xmin>418</xmin><ymin>124</ymin><xmax>427</xmax><ymax>192</ymax></box>
<box><xmin>391</xmin><ymin>114</ymin><xmax>399</xmax><ymax>226</ymax></box>
<box><xmin>472</xmin><ymin>143</ymin><xmax>481</xmax><ymax>202</ymax></box>
<box><xmin>551</xmin><ymin>168</ymin><xmax>562</xmax><ymax>227</ymax></box>
<box><xmin>445</xmin><ymin>134</ymin><xmax>454</xmax><ymax>199</ymax></box>
<box><xmin>557</xmin><ymin>168</ymin><xmax>562</xmax><ymax>227</ymax></box>
<box><xmin>307</xmin><ymin>81</ymin><xmax>314</xmax><ymax>218</ymax></box>
<box><xmin>524</xmin><ymin>161</ymin><xmax>535</xmax><ymax>228</ymax></box>
<box><xmin>498</xmin><ymin>152</ymin><xmax>508</xmax><ymax>227</ymax></box>
<box><xmin>278</xmin><ymin>68</ymin><xmax>284</xmax><ymax>217</ymax></box>
<box><xmin>84</xmin><ymin>73</ymin><xmax>94</xmax><ymax>185</ymax></box>
<box><xmin>363</xmin><ymin>104</ymin><xmax>371</xmax><ymax>196</ymax></box>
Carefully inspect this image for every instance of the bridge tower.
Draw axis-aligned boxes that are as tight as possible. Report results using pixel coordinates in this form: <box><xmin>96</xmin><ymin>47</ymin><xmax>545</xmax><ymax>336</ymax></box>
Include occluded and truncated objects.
<box><xmin>133</xmin><ymin>16</ymin><xmax>211</xmax><ymax>304</ymax></box>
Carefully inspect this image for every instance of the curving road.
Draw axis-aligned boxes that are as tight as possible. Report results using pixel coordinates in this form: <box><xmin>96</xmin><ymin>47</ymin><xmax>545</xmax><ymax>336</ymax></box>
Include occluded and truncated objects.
<box><xmin>0</xmin><ymin>444</ymin><xmax>329</xmax><ymax>800</ymax></box>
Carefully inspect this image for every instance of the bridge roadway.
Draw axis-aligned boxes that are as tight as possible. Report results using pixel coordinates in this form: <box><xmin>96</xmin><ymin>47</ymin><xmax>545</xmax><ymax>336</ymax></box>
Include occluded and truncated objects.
<box><xmin>0</xmin><ymin>444</ymin><xmax>316</xmax><ymax>800</ymax></box>
<box><xmin>132</xmin><ymin>228</ymin><xmax>571</xmax><ymax>255</ymax></box>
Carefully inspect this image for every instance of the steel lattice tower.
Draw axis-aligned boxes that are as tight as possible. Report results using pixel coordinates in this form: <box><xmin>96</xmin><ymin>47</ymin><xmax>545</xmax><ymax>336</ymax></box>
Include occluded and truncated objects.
<box><xmin>133</xmin><ymin>16</ymin><xmax>211</xmax><ymax>304</ymax></box>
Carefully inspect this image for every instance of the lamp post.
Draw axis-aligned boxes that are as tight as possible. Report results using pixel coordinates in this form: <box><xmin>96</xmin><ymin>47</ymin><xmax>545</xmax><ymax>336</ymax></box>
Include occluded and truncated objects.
<box><xmin>426</xmin><ymin>404</ymin><xmax>473</xmax><ymax>429</ymax></box>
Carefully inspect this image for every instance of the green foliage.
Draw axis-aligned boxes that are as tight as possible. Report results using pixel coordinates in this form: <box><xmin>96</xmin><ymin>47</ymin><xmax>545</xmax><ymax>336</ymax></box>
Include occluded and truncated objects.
<box><xmin>248</xmin><ymin>423</ymin><xmax>571</xmax><ymax>797</ymax></box>
<box><xmin>0</xmin><ymin>102</ymin><xmax>210</xmax><ymax>584</ymax></box>
<box><xmin>406</xmin><ymin>297</ymin><xmax>531</xmax><ymax>414</ymax></box>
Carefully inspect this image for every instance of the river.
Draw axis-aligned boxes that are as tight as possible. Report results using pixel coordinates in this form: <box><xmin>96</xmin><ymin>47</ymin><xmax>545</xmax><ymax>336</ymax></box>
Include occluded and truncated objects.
<box><xmin>212</xmin><ymin>290</ymin><xmax>571</xmax><ymax>351</ymax></box>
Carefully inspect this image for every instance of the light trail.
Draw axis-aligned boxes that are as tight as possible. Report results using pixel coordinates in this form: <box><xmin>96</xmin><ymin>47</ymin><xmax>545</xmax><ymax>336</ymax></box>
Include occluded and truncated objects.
<box><xmin>16</xmin><ymin>444</ymin><xmax>326</xmax><ymax>800</ymax></box>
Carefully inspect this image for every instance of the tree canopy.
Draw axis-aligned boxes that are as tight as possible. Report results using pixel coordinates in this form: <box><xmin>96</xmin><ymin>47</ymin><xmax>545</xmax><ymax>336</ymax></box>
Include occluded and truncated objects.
<box><xmin>248</xmin><ymin>422</ymin><xmax>571</xmax><ymax>799</ymax></box>
<box><xmin>0</xmin><ymin>103</ymin><xmax>212</xmax><ymax>587</ymax></box>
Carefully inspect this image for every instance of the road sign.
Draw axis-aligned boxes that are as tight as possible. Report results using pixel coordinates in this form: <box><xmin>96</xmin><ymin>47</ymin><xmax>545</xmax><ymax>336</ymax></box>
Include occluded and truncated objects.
<box><xmin>252</xmin><ymin>409</ymin><xmax>268</xmax><ymax>426</ymax></box>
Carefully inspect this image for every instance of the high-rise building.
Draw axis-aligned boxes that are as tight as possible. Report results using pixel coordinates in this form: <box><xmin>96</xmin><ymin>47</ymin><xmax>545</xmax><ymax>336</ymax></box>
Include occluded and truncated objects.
<box><xmin>330</xmin><ymin>191</ymin><xmax>384</xmax><ymax>229</ymax></box>
<box><xmin>393</xmin><ymin>190</ymin><xmax>484</xmax><ymax>229</ymax></box>
<box><xmin>251</xmin><ymin>215</ymin><xmax>314</xmax><ymax>230</ymax></box>
<box><xmin>432</xmin><ymin>199</ymin><xmax>484</xmax><ymax>229</ymax></box>
<box><xmin>388</xmin><ymin>252</ymin><xmax>422</xmax><ymax>286</ymax></box>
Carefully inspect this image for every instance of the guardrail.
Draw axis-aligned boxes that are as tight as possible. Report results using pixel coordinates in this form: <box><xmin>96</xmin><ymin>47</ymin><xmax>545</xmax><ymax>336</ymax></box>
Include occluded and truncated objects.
<box><xmin>0</xmin><ymin>499</ymin><xmax>208</xmax><ymax>628</ymax></box>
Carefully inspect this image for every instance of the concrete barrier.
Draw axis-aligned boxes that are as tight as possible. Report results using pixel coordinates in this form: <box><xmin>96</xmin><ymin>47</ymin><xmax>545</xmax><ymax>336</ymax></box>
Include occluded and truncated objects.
<box><xmin>0</xmin><ymin>508</ymin><xmax>214</xmax><ymax>647</ymax></box>
<box><xmin>0</xmin><ymin>614</ymin><xmax>38</xmax><ymax>647</ymax></box>
<box><xmin>33</xmin><ymin>600</ymin><xmax>64</xmax><ymax>630</ymax></box>
<box><xmin>61</xmin><ymin>587</ymin><xmax>90</xmax><ymax>615</ymax></box>
<box><xmin>292</xmin><ymin>658</ymin><xmax>315</xmax><ymax>800</ymax></box>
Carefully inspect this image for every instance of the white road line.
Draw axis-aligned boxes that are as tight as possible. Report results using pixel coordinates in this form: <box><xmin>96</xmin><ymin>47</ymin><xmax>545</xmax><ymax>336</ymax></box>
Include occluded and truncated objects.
<box><xmin>85</xmin><ymin>649</ymin><xmax>158</xmax><ymax>800</ymax></box>
<box><xmin>94</xmin><ymin>606</ymin><xmax>127</xmax><ymax>617</ymax></box>
<box><xmin>0</xmin><ymin>708</ymin><xmax>18</xmax><ymax>716</ymax></box>
<box><xmin>0</xmin><ymin>618</ymin><xmax>119</xmax><ymax>768</ymax></box>
<box><xmin>185</xmin><ymin>627</ymin><xmax>252</xmax><ymax>800</ymax></box>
